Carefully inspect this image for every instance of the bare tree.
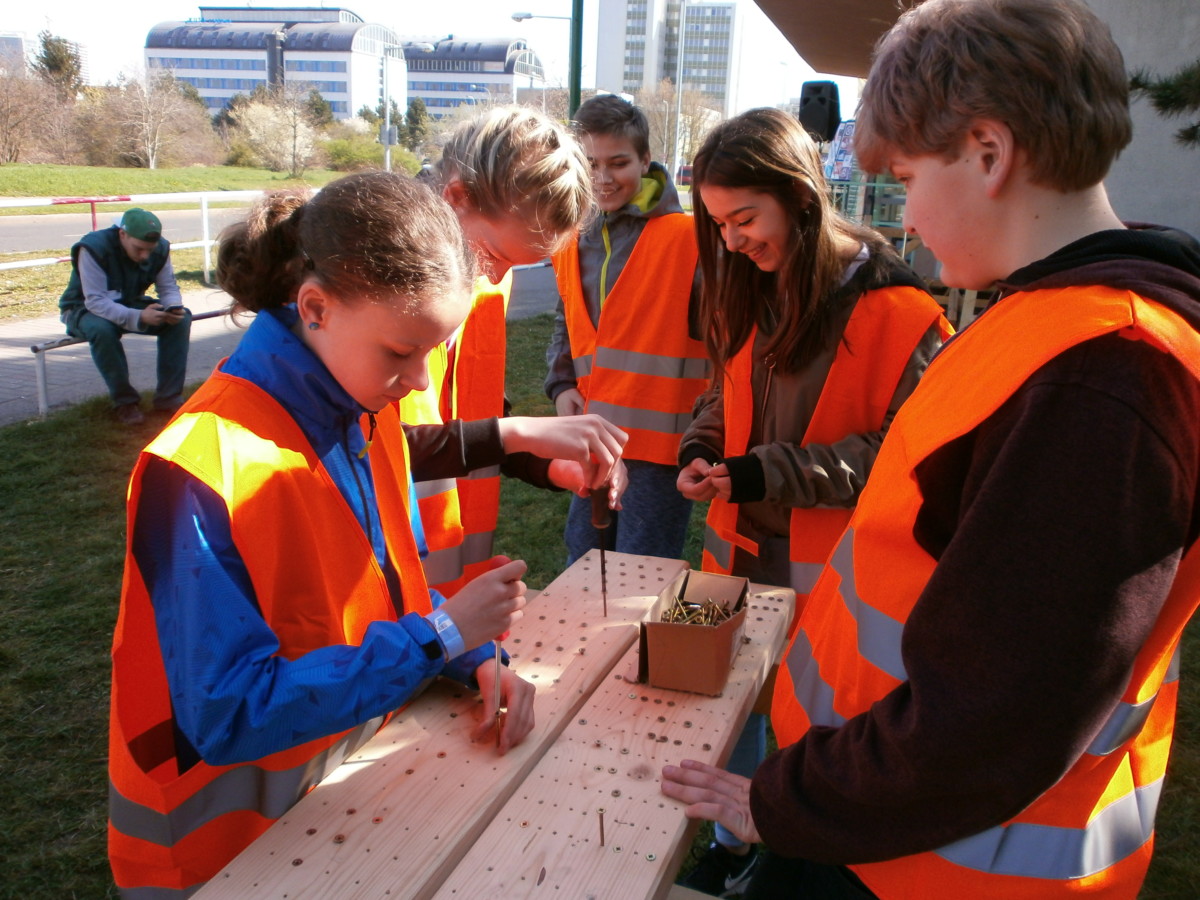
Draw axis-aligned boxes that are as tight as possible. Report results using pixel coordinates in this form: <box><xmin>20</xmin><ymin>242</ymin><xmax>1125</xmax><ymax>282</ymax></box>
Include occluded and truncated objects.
<box><xmin>123</xmin><ymin>73</ymin><xmax>194</xmax><ymax>168</ymax></box>
<box><xmin>634</xmin><ymin>79</ymin><xmax>721</xmax><ymax>175</ymax></box>
<box><xmin>0</xmin><ymin>49</ymin><xmax>49</xmax><ymax>163</ymax></box>
<box><xmin>31</xmin><ymin>100</ymin><xmax>80</xmax><ymax>164</ymax></box>
<box><xmin>234</xmin><ymin>83</ymin><xmax>320</xmax><ymax>177</ymax></box>
<box><xmin>75</xmin><ymin>75</ymin><xmax>220</xmax><ymax>168</ymax></box>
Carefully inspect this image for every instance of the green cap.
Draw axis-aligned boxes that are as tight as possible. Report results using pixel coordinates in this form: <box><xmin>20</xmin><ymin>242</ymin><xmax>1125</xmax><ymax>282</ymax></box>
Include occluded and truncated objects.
<box><xmin>120</xmin><ymin>208</ymin><xmax>162</xmax><ymax>242</ymax></box>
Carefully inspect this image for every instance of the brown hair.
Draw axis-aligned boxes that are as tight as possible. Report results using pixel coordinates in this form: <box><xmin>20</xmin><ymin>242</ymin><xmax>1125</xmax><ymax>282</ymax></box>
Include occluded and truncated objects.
<box><xmin>435</xmin><ymin>106</ymin><xmax>593</xmax><ymax>257</ymax></box>
<box><xmin>572</xmin><ymin>93</ymin><xmax>651</xmax><ymax>160</ymax></box>
<box><xmin>692</xmin><ymin>107</ymin><xmax>882</xmax><ymax>373</ymax></box>
<box><xmin>854</xmin><ymin>0</ymin><xmax>1132</xmax><ymax>190</ymax></box>
<box><xmin>217</xmin><ymin>172</ymin><xmax>475</xmax><ymax>314</ymax></box>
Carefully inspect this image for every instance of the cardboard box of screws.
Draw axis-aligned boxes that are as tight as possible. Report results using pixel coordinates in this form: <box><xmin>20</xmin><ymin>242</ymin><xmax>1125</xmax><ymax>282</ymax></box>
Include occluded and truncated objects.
<box><xmin>638</xmin><ymin>569</ymin><xmax>749</xmax><ymax>695</ymax></box>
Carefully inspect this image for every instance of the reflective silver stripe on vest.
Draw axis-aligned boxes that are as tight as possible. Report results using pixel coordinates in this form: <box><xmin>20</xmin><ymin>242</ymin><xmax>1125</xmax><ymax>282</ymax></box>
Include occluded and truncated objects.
<box><xmin>573</xmin><ymin>354</ymin><xmax>593</xmax><ymax>378</ymax></box>
<box><xmin>423</xmin><ymin>543</ymin><xmax>466</xmax><ymax>586</ymax></box>
<box><xmin>594</xmin><ymin>345</ymin><xmax>710</xmax><ymax>380</ymax></box>
<box><xmin>704</xmin><ymin>524</ymin><xmax>732</xmax><ymax>571</ymax></box>
<box><xmin>789</xmin><ymin>561</ymin><xmax>824</xmax><ymax>594</ymax></box>
<box><xmin>585</xmin><ymin>399</ymin><xmax>693</xmax><ymax>437</ymax></box>
<box><xmin>464</xmin><ymin>464</ymin><xmax>501</xmax><ymax>481</ymax></box>
<box><xmin>826</xmin><ymin>529</ymin><xmax>908</xmax><ymax>681</ymax></box>
<box><xmin>1086</xmin><ymin>644</ymin><xmax>1182</xmax><ymax>757</ymax></box>
<box><xmin>460</xmin><ymin>530</ymin><xmax>496</xmax><ymax>568</ymax></box>
<box><xmin>784</xmin><ymin>627</ymin><xmax>847</xmax><ymax>727</ymax></box>
<box><xmin>937</xmin><ymin>777</ymin><xmax>1162</xmax><ymax>879</ymax></box>
<box><xmin>110</xmin><ymin>717</ymin><xmax>382</xmax><ymax>847</ymax></box>
<box><xmin>413</xmin><ymin>477</ymin><xmax>456</xmax><ymax>500</ymax></box>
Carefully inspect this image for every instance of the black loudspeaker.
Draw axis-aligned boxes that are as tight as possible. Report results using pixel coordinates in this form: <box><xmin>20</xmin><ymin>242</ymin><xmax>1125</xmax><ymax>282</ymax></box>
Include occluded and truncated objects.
<box><xmin>797</xmin><ymin>81</ymin><xmax>841</xmax><ymax>143</ymax></box>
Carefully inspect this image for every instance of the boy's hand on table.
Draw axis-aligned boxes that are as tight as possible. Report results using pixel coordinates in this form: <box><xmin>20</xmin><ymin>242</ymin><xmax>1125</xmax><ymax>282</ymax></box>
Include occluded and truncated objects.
<box><xmin>661</xmin><ymin>759</ymin><xmax>761</xmax><ymax>845</ymax></box>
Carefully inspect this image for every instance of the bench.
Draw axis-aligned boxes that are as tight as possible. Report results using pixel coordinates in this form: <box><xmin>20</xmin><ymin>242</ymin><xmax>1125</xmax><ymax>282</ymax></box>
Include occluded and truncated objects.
<box><xmin>30</xmin><ymin>308</ymin><xmax>230</xmax><ymax>416</ymax></box>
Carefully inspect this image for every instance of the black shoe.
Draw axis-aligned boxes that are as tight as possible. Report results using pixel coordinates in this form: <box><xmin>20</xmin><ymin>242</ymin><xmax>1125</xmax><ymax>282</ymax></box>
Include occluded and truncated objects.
<box><xmin>115</xmin><ymin>404</ymin><xmax>145</xmax><ymax>426</ymax></box>
<box><xmin>680</xmin><ymin>842</ymin><xmax>759</xmax><ymax>898</ymax></box>
<box><xmin>151</xmin><ymin>400</ymin><xmax>183</xmax><ymax>418</ymax></box>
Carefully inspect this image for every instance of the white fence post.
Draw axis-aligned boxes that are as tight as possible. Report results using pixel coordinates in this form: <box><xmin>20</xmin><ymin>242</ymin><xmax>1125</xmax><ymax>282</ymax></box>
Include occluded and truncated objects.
<box><xmin>202</xmin><ymin>194</ymin><xmax>212</xmax><ymax>284</ymax></box>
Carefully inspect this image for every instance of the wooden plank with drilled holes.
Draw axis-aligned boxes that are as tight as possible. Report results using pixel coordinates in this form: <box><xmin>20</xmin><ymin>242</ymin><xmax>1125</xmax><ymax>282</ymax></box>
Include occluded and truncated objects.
<box><xmin>197</xmin><ymin>552</ymin><xmax>691</xmax><ymax>898</ymax></box>
<box><xmin>429</xmin><ymin>586</ymin><xmax>794</xmax><ymax>900</ymax></box>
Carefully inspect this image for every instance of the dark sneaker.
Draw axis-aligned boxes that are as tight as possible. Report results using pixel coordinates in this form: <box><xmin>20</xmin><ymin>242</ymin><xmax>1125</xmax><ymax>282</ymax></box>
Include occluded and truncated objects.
<box><xmin>679</xmin><ymin>842</ymin><xmax>759</xmax><ymax>898</ymax></box>
<box><xmin>151</xmin><ymin>400</ymin><xmax>183</xmax><ymax>417</ymax></box>
<box><xmin>115</xmin><ymin>404</ymin><xmax>145</xmax><ymax>426</ymax></box>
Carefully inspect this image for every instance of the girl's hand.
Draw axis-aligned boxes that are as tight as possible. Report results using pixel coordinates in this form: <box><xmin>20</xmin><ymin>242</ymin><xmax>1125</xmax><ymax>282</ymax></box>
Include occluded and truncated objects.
<box><xmin>440</xmin><ymin>556</ymin><xmax>527</xmax><ymax>651</ymax></box>
<box><xmin>661</xmin><ymin>759</ymin><xmax>762</xmax><ymax>845</ymax></box>
<box><xmin>473</xmin><ymin>662</ymin><xmax>536</xmax><ymax>753</ymax></box>
<box><xmin>499</xmin><ymin>415</ymin><xmax>628</xmax><ymax>489</ymax></box>
<box><xmin>676</xmin><ymin>459</ymin><xmax>731</xmax><ymax>501</ymax></box>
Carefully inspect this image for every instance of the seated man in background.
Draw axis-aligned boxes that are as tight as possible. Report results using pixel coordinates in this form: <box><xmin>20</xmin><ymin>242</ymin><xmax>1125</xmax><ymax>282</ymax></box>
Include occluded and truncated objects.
<box><xmin>58</xmin><ymin>207</ymin><xmax>191</xmax><ymax>425</ymax></box>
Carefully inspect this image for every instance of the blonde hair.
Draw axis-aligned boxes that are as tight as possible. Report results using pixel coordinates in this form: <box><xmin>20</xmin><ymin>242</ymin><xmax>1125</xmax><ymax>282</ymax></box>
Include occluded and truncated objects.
<box><xmin>436</xmin><ymin>106</ymin><xmax>593</xmax><ymax>256</ymax></box>
<box><xmin>217</xmin><ymin>172</ymin><xmax>475</xmax><ymax>314</ymax></box>
<box><xmin>854</xmin><ymin>0</ymin><xmax>1131</xmax><ymax>191</ymax></box>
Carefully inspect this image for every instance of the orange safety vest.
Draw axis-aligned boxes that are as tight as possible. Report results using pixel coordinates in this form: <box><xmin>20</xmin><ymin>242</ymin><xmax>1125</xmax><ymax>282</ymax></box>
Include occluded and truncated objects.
<box><xmin>109</xmin><ymin>372</ymin><xmax>431</xmax><ymax>897</ymax></box>
<box><xmin>703</xmin><ymin>285</ymin><xmax>949</xmax><ymax>621</ymax></box>
<box><xmin>554</xmin><ymin>214</ymin><xmax>710</xmax><ymax>464</ymax></box>
<box><xmin>772</xmin><ymin>286</ymin><xmax>1200</xmax><ymax>899</ymax></box>
<box><xmin>401</xmin><ymin>273</ymin><xmax>511</xmax><ymax>597</ymax></box>
<box><xmin>445</xmin><ymin>273</ymin><xmax>510</xmax><ymax>589</ymax></box>
<box><xmin>400</xmin><ymin>340</ymin><xmax>466</xmax><ymax>592</ymax></box>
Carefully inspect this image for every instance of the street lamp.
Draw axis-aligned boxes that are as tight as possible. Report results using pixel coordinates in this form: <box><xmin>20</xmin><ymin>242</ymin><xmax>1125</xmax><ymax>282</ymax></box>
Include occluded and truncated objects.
<box><xmin>512</xmin><ymin>4</ymin><xmax>583</xmax><ymax>116</ymax></box>
<box><xmin>671</xmin><ymin>0</ymin><xmax>687</xmax><ymax>180</ymax></box>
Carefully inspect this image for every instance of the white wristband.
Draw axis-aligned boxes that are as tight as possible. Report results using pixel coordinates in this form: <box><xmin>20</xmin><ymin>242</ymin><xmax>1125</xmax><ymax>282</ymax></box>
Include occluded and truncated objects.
<box><xmin>425</xmin><ymin>607</ymin><xmax>464</xmax><ymax>661</ymax></box>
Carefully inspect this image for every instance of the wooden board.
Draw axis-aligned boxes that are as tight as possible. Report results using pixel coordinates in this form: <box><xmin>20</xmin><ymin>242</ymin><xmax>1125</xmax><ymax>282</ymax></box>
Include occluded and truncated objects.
<box><xmin>429</xmin><ymin>586</ymin><xmax>795</xmax><ymax>900</ymax></box>
<box><xmin>196</xmin><ymin>552</ymin><xmax>690</xmax><ymax>899</ymax></box>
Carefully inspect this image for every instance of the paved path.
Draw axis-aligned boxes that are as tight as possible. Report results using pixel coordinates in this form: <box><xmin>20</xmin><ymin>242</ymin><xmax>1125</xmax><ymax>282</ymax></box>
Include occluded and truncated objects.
<box><xmin>0</xmin><ymin>264</ymin><xmax>559</xmax><ymax>428</ymax></box>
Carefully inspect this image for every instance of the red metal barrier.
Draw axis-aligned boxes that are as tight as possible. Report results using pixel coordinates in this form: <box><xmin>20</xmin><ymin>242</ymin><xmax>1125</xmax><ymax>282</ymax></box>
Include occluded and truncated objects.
<box><xmin>50</xmin><ymin>196</ymin><xmax>133</xmax><ymax>231</ymax></box>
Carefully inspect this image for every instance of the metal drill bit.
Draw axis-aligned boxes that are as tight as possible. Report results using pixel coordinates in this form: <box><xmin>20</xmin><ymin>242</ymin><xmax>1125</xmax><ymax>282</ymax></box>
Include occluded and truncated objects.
<box><xmin>590</xmin><ymin>487</ymin><xmax>611</xmax><ymax>616</ymax></box>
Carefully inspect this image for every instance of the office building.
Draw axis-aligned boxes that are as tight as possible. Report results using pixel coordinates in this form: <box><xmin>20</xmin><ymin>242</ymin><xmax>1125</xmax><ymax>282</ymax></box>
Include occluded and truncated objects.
<box><xmin>145</xmin><ymin>6</ymin><xmax>406</xmax><ymax>119</ymax></box>
<box><xmin>403</xmin><ymin>37</ymin><xmax>545</xmax><ymax>119</ymax></box>
<box><xmin>596</xmin><ymin>0</ymin><xmax>739</xmax><ymax>116</ymax></box>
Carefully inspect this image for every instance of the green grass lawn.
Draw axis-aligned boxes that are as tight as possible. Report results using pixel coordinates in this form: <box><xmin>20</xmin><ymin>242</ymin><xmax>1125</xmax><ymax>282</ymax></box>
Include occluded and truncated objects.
<box><xmin>0</xmin><ymin>313</ymin><xmax>1196</xmax><ymax>896</ymax></box>
<box><xmin>0</xmin><ymin>163</ymin><xmax>343</xmax><ymax>204</ymax></box>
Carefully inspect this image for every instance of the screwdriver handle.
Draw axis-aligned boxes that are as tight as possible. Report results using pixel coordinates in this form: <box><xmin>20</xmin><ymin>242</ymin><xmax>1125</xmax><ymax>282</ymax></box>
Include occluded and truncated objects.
<box><xmin>590</xmin><ymin>486</ymin><xmax>611</xmax><ymax>529</ymax></box>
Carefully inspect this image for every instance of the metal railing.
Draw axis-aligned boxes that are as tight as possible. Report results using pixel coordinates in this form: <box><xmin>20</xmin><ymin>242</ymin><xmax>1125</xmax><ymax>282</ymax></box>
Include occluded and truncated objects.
<box><xmin>828</xmin><ymin>178</ymin><xmax>907</xmax><ymax>229</ymax></box>
<box><xmin>0</xmin><ymin>190</ymin><xmax>264</xmax><ymax>283</ymax></box>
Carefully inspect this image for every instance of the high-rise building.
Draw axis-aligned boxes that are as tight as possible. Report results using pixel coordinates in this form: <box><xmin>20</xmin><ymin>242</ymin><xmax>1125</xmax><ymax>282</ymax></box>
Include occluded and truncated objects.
<box><xmin>596</xmin><ymin>0</ymin><xmax>739</xmax><ymax>117</ymax></box>
<box><xmin>1</xmin><ymin>32</ymin><xmax>88</xmax><ymax>84</ymax></box>
<box><xmin>0</xmin><ymin>33</ymin><xmax>32</xmax><ymax>70</ymax></box>
<box><xmin>145</xmin><ymin>7</ymin><xmax>406</xmax><ymax>119</ymax></box>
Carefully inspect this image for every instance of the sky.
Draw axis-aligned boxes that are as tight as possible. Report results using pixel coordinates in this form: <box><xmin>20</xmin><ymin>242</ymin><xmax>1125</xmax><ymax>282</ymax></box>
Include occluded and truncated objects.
<box><xmin>4</xmin><ymin>0</ymin><xmax>861</xmax><ymax>115</ymax></box>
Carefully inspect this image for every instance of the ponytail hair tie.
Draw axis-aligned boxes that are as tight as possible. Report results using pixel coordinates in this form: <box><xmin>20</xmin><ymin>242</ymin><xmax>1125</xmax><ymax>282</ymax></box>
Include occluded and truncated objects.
<box><xmin>299</xmin><ymin>247</ymin><xmax>316</xmax><ymax>270</ymax></box>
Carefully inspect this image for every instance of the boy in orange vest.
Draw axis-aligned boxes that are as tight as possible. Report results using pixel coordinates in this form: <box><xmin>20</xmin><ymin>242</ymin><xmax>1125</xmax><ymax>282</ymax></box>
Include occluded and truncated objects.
<box><xmin>547</xmin><ymin>94</ymin><xmax>710</xmax><ymax>563</ymax></box>
<box><xmin>660</xmin><ymin>1</ymin><xmax>1200</xmax><ymax>898</ymax></box>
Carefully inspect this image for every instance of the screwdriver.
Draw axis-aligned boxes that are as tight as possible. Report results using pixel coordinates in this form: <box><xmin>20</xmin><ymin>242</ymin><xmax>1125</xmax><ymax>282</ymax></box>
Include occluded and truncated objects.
<box><xmin>590</xmin><ymin>486</ymin><xmax>611</xmax><ymax>617</ymax></box>
<box><xmin>494</xmin><ymin>628</ymin><xmax>509</xmax><ymax>748</ymax></box>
